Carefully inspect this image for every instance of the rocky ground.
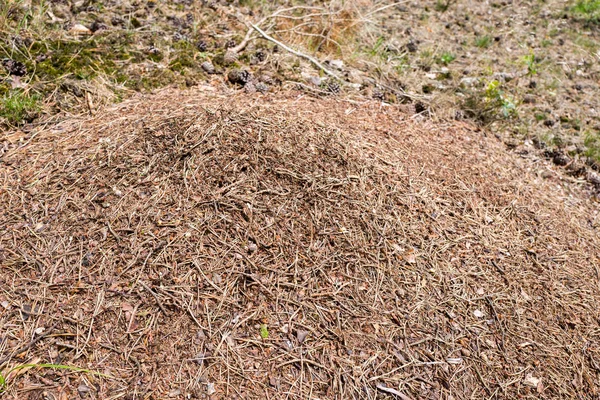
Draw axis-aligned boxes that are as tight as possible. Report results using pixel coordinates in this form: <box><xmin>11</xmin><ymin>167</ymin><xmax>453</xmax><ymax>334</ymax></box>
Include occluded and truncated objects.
<box><xmin>1</xmin><ymin>0</ymin><xmax>600</xmax><ymax>174</ymax></box>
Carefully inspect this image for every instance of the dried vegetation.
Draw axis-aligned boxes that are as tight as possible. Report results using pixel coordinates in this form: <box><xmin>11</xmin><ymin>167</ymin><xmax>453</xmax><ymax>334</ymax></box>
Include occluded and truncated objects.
<box><xmin>1</xmin><ymin>88</ymin><xmax>600</xmax><ymax>399</ymax></box>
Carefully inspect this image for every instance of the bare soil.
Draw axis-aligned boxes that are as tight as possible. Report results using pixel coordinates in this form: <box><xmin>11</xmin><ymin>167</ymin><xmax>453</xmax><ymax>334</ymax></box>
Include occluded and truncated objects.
<box><xmin>1</xmin><ymin>87</ymin><xmax>599</xmax><ymax>399</ymax></box>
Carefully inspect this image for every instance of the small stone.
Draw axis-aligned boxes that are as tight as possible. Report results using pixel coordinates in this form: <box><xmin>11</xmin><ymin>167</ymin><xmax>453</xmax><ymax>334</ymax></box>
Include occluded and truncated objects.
<box><xmin>307</xmin><ymin>76</ymin><xmax>322</xmax><ymax>86</ymax></box>
<box><xmin>328</xmin><ymin>59</ymin><xmax>344</xmax><ymax>69</ymax></box>
<box><xmin>473</xmin><ymin>309</ymin><xmax>484</xmax><ymax>318</ymax></box>
<box><xmin>78</xmin><ymin>384</ymin><xmax>91</xmax><ymax>394</ymax></box>
<box><xmin>206</xmin><ymin>382</ymin><xmax>216</xmax><ymax>395</ymax></box>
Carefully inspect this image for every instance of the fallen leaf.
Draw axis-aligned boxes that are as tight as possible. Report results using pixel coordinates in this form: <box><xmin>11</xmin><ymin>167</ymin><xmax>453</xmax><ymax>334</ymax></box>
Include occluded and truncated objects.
<box><xmin>70</xmin><ymin>24</ymin><xmax>92</xmax><ymax>35</ymax></box>
<box><xmin>524</xmin><ymin>373</ymin><xmax>541</xmax><ymax>388</ymax></box>
<box><xmin>296</xmin><ymin>330</ymin><xmax>309</xmax><ymax>344</ymax></box>
<box><xmin>402</xmin><ymin>248</ymin><xmax>416</xmax><ymax>264</ymax></box>
<box><xmin>206</xmin><ymin>382</ymin><xmax>216</xmax><ymax>395</ymax></box>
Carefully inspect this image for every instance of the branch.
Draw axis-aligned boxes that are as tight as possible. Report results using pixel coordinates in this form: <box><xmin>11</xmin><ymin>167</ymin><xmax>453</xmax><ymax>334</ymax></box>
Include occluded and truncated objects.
<box><xmin>250</xmin><ymin>23</ymin><xmax>340</xmax><ymax>79</ymax></box>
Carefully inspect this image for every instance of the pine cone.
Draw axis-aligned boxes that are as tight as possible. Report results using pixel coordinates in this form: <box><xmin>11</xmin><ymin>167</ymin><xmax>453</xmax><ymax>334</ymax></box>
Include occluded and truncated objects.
<box><xmin>201</xmin><ymin>61</ymin><xmax>215</xmax><ymax>74</ymax></box>
<box><xmin>228</xmin><ymin>69</ymin><xmax>251</xmax><ymax>85</ymax></box>
<box><xmin>327</xmin><ymin>81</ymin><xmax>341</xmax><ymax>94</ymax></box>
<box><xmin>223</xmin><ymin>50</ymin><xmax>238</xmax><ymax>65</ymax></box>
<box><xmin>196</xmin><ymin>40</ymin><xmax>208</xmax><ymax>52</ymax></box>
<box><xmin>2</xmin><ymin>59</ymin><xmax>27</xmax><ymax>77</ymax></box>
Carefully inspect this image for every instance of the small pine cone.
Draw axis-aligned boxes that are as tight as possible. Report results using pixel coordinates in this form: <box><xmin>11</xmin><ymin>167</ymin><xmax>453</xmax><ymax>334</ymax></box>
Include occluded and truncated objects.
<box><xmin>244</xmin><ymin>81</ymin><xmax>256</xmax><ymax>94</ymax></box>
<box><xmin>225</xmin><ymin>39</ymin><xmax>237</xmax><ymax>49</ymax></box>
<box><xmin>201</xmin><ymin>61</ymin><xmax>215</xmax><ymax>74</ymax></box>
<box><xmin>372</xmin><ymin>88</ymin><xmax>385</xmax><ymax>100</ymax></box>
<box><xmin>255</xmin><ymin>82</ymin><xmax>269</xmax><ymax>93</ymax></box>
<box><xmin>196</xmin><ymin>40</ymin><xmax>208</xmax><ymax>52</ymax></box>
<box><xmin>255</xmin><ymin>49</ymin><xmax>267</xmax><ymax>62</ymax></box>
<box><xmin>223</xmin><ymin>50</ymin><xmax>238</xmax><ymax>65</ymax></box>
<box><xmin>2</xmin><ymin>59</ymin><xmax>27</xmax><ymax>77</ymax></box>
<box><xmin>327</xmin><ymin>81</ymin><xmax>341</xmax><ymax>94</ymax></box>
<box><xmin>228</xmin><ymin>69</ymin><xmax>251</xmax><ymax>85</ymax></box>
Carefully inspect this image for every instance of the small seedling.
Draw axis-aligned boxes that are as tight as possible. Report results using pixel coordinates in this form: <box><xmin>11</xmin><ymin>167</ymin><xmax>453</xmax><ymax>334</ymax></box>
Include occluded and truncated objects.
<box><xmin>475</xmin><ymin>35</ymin><xmax>491</xmax><ymax>48</ymax></box>
<box><xmin>522</xmin><ymin>51</ymin><xmax>538</xmax><ymax>75</ymax></box>
<box><xmin>438</xmin><ymin>52</ymin><xmax>456</xmax><ymax>65</ymax></box>
<box><xmin>259</xmin><ymin>324</ymin><xmax>269</xmax><ymax>339</ymax></box>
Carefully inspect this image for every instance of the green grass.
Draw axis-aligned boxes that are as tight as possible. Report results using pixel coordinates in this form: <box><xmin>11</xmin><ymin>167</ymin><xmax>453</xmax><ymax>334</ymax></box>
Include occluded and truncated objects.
<box><xmin>522</xmin><ymin>52</ymin><xmax>538</xmax><ymax>76</ymax></box>
<box><xmin>475</xmin><ymin>35</ymin><xmax>491</xmax><ymax>48</ymax></box>
<box><xmin>584</xmin><ymin>131</ymin><xmax>600</xmax><ymax>161</ymax></box>
<box><xmin>572</xmin><ymin>0</ymin><xmax>600</xmax><ymax>22</ymax></box>
<box><xmin>0</xmin><ymin>90</ymin><xmax>41</xmax><ymax>125</ymax></box>
<box><xmin>438</xmin><ymin>51</ymin><xmax>456</xmax><ymax>65</ymax></box>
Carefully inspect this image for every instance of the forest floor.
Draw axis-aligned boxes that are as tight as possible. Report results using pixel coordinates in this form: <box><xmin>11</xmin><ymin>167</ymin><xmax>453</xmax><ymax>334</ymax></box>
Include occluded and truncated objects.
<box><xmin>1</xmin><ymin>1</ymin><xmax>600</xmax><ymax>399</ymax></box>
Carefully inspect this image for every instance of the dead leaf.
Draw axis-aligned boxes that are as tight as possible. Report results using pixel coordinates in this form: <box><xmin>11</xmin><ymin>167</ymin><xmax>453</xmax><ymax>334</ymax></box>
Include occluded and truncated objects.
<box><xmin>296</xmin><ymin>330</ymin><xmax>309</xmax><ymax>344</ymax></box>
<box><xmin>70</xmin><ymin>24</ymin><xmax>92</xmax><ymax>35</ymax></box>
<box><xmin>402</xmin><ymin>247</ymin><xmax>416</xmax><ymax>264</ymax></box>
<box><xmin>10</xmin><ymin>75</ymin><xmax>27</xmax><ymax>89</ymax></box>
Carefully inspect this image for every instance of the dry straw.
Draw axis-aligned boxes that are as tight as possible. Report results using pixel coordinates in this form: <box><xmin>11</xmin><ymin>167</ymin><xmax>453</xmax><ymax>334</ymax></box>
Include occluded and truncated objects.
<box><xmin>0</xmin><ymin>87</ymin><xmax>599</xmax><ymax>398</ymax></box>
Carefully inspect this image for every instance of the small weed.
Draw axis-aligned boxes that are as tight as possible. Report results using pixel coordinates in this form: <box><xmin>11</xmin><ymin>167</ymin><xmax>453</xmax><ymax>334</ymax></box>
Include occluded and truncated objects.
<box><xmin>522</xmin><ymin>51</ymin><xmax>538</xmax><ymax>75</ymax></box>
<box><xmin>462</xmin><ymin>79</ymin><xmax>517</xmax><ymax>122</ymax></box>
<box><xmin>438</xmin><ymin>52</ymin><xmax>456</xmax><ymax>65</ymax></box>
<box><xmin>0</xmin><ymin>90</ymin><xmax>41</xmax><ymax>125</ymax></box>
<box><xmin>584</xmin><ymin>131</ymin><xmax>600</xmax><ymax>161</ymax></box>
<box><xmin>475</xmin><ymin>35</ymin><xmax>491</xmax><ymax>48</ymax></box>
<box><xmin>368</xmin><ymin>36</ymin><xmax>388</xmax><ymax>59</ymax></box>
<box><xmin>434</xmin><ymin>0</ymin><xmax>456</xmax><ymax>12</ymax></box>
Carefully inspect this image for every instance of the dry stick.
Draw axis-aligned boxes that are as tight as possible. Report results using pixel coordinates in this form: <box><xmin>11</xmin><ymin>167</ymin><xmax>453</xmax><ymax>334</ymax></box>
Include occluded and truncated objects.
<box><xmin>139</xmin><ymin>281</ymin><xmax>169</xmax><ymax>315</ymax></box>
<box><xmin>375</xmin><ymin>383</ymin><xmax>412</xmax><ymax>400</ymax></box>
<box><xmin>249</xmin><ymin>23</ymin><xmax>340</xmax><ymax>79</ymax></box>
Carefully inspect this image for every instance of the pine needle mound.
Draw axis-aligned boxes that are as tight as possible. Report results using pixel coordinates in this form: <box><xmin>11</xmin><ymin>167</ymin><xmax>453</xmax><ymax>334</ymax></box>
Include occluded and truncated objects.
<box><xmin>1</xmin><ymin>88</ymin><xmax>599</xmax><ymax>399</ymax></box>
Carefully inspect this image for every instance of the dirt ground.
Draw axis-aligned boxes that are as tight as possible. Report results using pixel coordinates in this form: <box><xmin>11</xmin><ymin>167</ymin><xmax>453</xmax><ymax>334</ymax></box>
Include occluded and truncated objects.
<box><xmin>1</xmin><ymin>87</ymin><xmax>599</xmax><ymax>399</ymax></box>
<box><xmin>1</xmin><ymin>0</ymin><xmax>600</xmax><ymax>170</ymax></box>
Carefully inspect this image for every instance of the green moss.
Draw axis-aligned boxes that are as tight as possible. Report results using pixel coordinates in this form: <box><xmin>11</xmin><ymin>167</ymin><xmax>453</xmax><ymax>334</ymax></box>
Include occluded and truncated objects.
<box><xmin>1</xmin><ymin>90</ymin><xmax>41</xmax><ymax>125</ymax></box>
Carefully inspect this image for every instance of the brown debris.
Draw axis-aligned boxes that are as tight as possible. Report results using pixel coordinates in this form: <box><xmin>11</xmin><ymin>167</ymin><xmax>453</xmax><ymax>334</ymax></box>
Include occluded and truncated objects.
<box><xmin>0</xmin><ymin>87</ymin><xmax>599</xmax><ymax>399</ymax></box>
